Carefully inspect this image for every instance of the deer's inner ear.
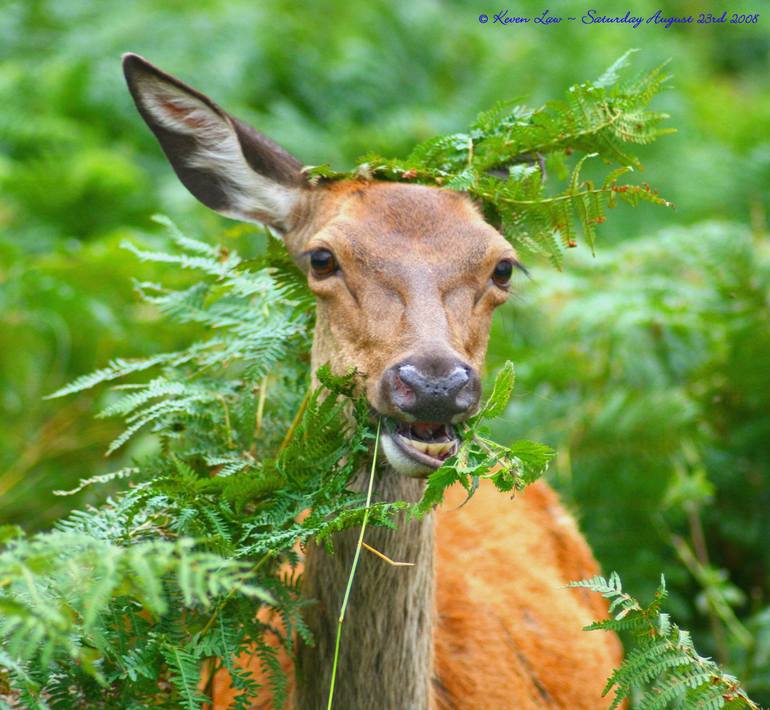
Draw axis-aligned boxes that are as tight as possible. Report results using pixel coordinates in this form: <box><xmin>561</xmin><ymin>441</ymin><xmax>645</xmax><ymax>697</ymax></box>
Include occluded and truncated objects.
<box><xmin>122</xmin><ymin>53</ymin><xmax>305</xmax><ymax>233</ymax></box>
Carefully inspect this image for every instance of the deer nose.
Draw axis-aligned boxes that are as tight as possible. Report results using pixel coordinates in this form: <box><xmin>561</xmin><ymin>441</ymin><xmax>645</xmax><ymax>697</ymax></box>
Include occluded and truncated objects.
<box><xmin>383</xmin><ymin>356</ymin><xmax>481</xmax><ymax>422</ymax></box>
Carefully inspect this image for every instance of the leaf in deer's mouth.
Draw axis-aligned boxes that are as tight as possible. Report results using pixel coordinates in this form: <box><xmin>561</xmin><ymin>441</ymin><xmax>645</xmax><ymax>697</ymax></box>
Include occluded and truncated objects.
<box><xmin>386</xmin><ymin>419</ymin><xmax>459</xmax><ymax>463</ymax></box>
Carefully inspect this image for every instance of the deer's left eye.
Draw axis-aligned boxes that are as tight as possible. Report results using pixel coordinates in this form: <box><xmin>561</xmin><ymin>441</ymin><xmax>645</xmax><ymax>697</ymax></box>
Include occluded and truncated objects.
<box><xmin>491</xmin><ymin>259</ymin><xmax>514</xmax><ymax>288</ymax></box>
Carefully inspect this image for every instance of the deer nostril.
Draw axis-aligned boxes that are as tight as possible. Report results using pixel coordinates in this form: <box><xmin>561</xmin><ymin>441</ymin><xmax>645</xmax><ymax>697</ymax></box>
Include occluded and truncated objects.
<box><xmin>396</xmin><ymin>365</ymin><xmax>420</xmax><ymax>388</ymax></box>
<box><xmin>393</xmin><ymin>375</ymin><xmax>414</xmax><ymax>398</ymax></box>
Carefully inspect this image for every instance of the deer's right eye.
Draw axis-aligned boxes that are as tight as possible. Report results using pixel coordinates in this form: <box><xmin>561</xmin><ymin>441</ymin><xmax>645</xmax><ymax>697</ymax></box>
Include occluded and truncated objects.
<box><xmin>309</xmin><ymin>248</ymin><xmax>338</xmax><ymax>278</ymax></box>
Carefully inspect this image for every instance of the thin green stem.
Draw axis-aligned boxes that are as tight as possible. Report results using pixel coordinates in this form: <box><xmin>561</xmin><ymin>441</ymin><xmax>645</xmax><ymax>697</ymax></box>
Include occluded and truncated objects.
<box><xmin>278</xmin><ymin>387</ymin><xmax>311</xmax><ymax>454</ymax></box>
<box><xmin>326</xmin><ymin>418</ymin><xmax>382</xmax><ymax>710</ymax></box>
<box><xmin>255</xmin><ymin>374</ymin><xmax>269</xmax><ymax>435</ymax></box>
<box><xmin>472</xmin><ymin>184</ymin><xmax>632</xmax><ymax>207</ymax></box>
<box><xmin>509</xmin><ymin>104</ymin><xmax>624</xmax><ymax>156</ymax></box>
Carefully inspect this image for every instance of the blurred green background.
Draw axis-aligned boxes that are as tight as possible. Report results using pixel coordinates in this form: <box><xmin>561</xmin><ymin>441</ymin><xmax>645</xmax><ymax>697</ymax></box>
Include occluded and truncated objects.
<box><xmin>1</xmin><ymin>0</ymin><xmax>768</xmax><ymax>700</ymax></box>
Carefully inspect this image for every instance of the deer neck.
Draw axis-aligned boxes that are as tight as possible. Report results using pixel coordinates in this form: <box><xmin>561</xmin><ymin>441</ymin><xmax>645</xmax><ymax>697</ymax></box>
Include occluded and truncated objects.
<box><xmin>295</xmin><ymin>465</ymin><xmax>436</xmax><ymax>710</ymax></box>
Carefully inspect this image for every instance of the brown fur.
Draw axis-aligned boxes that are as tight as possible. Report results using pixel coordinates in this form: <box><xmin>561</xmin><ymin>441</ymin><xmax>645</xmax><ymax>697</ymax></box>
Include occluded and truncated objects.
<box><xmin>211</xmin><ymin>479</ymin><xmax>621</xmax><ymax>709</ymax></box>
<box><xmin>294</xmin><ymin>182</ymin><xmax>513</xmax><ymax>412</ymax></box>
<box><xmin>122</xmin><ymin>57</ymin><xmax>623</xmax><ymax>709</ymax></box>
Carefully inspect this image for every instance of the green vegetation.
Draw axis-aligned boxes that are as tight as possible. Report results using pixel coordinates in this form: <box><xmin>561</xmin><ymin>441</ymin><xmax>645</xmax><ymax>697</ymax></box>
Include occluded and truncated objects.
<box><xmin>309</xmin><ymin>48</ymin><xmax>673</xmax><ymax>266</ymax></box>
<box><xmin>0</xmin><ymin>221</ymin><xmax>552</xmax><ymax>707</ymax></box>
<box><xmin>1</xmin><ymin>0</ymin><xmax>768</xmax><ymax>707</ymax></box>
<box><xmin>490</xmin><ymin>220</ymin><xmax>770</xmax><ymax>701</ymax></box>
<box><xmin>572</xmin><ymin>574</ymin><xmax>759</xmax><ymax>709</ymax></box>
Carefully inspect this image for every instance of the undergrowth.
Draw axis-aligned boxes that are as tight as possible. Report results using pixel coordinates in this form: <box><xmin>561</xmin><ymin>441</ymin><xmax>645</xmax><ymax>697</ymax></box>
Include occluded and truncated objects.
<box><xmin>0</xmin><ymin>218</ymin><xmax>548</xmax><ymax>708</ymax></box>
<box><xmin>0</xmin><ymin>53</ymin><xmax>759</xmax><ymax>708</ymax></box>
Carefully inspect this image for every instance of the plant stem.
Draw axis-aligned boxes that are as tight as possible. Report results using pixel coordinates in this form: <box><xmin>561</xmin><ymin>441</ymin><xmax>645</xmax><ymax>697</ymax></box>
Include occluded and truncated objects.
<box><xmin>255</xmin><ymin>374</ymin><xmax>269</xmax><ymax>435</ymax></box>
<box><xmin>216</xmin><ymin>395</ymin><xmax>234</xmax><ymax>448</ymax></box>
<box><xmin>198</xmin><ymin>550</ymin><xmax>275</xmax><ymax>637</ymax></box>
<box><xmin>326</xmin><ymin>418</ymin><xmax>382</xmax><ymax>710</ymax></box>
<box><xmin>277</xmin><ymin>387</ymin><xmax>311</xmax><ymax>454</ymax></box>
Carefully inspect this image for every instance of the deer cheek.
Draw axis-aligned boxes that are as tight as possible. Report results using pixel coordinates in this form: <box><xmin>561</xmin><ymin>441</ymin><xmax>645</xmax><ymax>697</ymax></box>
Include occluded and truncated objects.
<box><xmin>465</xmin><ymin>317</ymin><xmax>494</xmax><ymax>367</ymax></box>
<box><xmin>307</xmin><ymin>277</ymin><xmax>339</xmax><ymax>298</ymax></box>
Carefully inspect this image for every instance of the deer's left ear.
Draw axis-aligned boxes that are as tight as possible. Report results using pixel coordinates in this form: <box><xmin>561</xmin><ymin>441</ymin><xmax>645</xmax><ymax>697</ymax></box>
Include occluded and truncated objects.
<box><xmin>123</xmin><ymin>53</ymin><xmax>305</xmax><ymax>233</ymax></box>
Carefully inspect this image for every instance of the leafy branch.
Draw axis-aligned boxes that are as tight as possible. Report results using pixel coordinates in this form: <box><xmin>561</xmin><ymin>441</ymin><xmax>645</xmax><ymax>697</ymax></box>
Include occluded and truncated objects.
<box><xmin>412</xmin><ymin>362</ymin><xmax>555</xmax><ymax>517</ymax></box>
<box><xmin>306</xmin><ymin>50</ymin><xmax>674</xmax><ymax>266</ymax></box>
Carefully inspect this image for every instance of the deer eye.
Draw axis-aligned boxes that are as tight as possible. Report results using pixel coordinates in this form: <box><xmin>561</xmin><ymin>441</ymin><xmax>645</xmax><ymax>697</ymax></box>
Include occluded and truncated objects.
<box><xmin>309</xmin><ymin>248</ymin><xmax>338</xmax><ymax>278</ymax></box>
<box><xmin>491</xmin><ymin>259</ymin><xmax>513</xmax><ymax>288</ymax></box>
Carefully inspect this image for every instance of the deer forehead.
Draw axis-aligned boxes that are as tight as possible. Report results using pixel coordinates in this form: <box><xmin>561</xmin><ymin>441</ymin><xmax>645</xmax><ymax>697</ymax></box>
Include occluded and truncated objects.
<box><xmin>299</xmin><ymin>182</ymin><xmax>513</xmax><ymax>285</ymax></box>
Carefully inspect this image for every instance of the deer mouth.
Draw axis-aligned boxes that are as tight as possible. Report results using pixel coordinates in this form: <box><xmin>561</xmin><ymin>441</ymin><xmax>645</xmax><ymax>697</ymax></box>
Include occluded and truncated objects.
<box><xmin>381</xmin><ymin>418</ymin><xmax>459</xmax><ymax>475</ymax></box>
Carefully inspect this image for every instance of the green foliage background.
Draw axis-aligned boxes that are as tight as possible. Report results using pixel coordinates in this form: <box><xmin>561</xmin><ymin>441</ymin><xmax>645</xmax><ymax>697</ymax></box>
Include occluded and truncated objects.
<box><xmin>1</xmin><ymin>0</ymin><xmax>768</xmax><ymax>704</ymax></box>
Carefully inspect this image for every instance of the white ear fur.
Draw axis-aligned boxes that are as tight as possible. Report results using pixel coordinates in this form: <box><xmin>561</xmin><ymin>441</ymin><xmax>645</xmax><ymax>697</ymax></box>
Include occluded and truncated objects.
<box><xmin>137</xmin><ymin>75</ymin><xmax>299</xmax><ymax>228</ymax></box>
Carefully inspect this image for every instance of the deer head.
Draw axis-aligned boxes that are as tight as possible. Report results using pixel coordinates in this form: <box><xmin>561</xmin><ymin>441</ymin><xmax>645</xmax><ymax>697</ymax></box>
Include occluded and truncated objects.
<box><xmin>123</xmin><ymin>54</ymin><xmax>522</xmax><ymax>478</ymax></box>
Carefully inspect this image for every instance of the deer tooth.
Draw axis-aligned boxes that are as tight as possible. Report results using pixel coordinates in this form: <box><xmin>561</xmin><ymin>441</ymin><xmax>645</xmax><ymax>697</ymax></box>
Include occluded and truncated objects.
<box><xmin>424</xmin><ymin>441</ymin><xmax>451</xmax><ymax>458</ymax></box>
<box><xmin>401</xmin><ymin>438</ymin><xmax>429</xmax><ymax>454</ymax></box>
<box><xmin>400</xmin><ymin>437</ymin><xmax>455</xmax><ymax>459</ymax></box>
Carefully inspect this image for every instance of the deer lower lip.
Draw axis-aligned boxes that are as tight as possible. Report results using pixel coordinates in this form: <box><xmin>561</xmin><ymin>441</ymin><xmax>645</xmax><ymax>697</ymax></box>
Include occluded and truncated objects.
<box><xmin>384</xmin><ymin>419</ymin><xmax>459</xmax><ymax>468</ymax></box>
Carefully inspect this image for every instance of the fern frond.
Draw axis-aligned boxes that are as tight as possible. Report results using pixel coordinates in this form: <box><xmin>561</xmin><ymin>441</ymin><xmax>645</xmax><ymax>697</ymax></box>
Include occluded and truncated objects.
<box><xmin>572</xmin><ymin>573</ymin><xmax>759</xmax><ymax>709</ymax></box>
<box><xmin>314</xmin><ymin>52</ymin><xmax>673</xmax><ymax>260</ymax></box>
<box><xmin>163</xmin><ymin>645</ymin><xmax>207</xmax><ymax>710</ymax></box>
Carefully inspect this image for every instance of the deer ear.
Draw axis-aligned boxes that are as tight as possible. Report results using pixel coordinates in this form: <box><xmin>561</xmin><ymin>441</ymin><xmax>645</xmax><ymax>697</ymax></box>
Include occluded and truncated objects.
<box><xmin>122</xmin><ymin>53</ymin><xmax>305</xmax><ymax>232</ymax></box>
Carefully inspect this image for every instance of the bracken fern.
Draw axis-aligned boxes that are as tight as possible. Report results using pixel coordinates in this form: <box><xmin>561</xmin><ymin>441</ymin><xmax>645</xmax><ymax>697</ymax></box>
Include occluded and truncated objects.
<box><xmin>306</xmin><ymin>49</ymin><xmax>674</xmax><ymax>267</ymax></box>
<box><xmin>1</xmin><ymin>54</ymin><xmax>752</xmax><ymax>709</ymax></box>
<box><xmin>571</xmin><ymin>574</ymin><xmax>759</xmax><ymax>709</ymax></box>
<box><xmin>0</xmin><ymin>215</ymin><xmax>543</xmax><ymax>707</ymax></box>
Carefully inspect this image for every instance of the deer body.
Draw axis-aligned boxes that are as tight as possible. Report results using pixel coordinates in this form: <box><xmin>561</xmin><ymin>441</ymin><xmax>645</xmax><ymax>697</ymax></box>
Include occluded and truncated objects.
<box><xmin>213</xmin><ymin>474</ymin><xmax>620</xmax><ymax>709</ymax></box>
<box><xmin>302</xmin><ymin>475</ymin><xmax>625</xmax><ymax>710</ymax></box>
<box><xmin>123</xmin><ymin>55</ymin><xmax>622</xmax><ymax>709</ymax></box>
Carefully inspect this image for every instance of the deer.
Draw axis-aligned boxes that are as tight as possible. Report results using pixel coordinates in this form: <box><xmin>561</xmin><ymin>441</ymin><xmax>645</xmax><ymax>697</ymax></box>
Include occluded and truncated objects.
<box><xmin>122</xmin><ymin>54</ymin><xmax>623</xmax><ymax>709</ymax></box>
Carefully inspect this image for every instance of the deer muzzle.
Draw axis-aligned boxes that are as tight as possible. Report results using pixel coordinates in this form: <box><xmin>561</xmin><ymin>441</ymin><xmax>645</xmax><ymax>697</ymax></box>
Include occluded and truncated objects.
<box><xmin>378</xmin><ymin>354</ymin><xmax>481</xmax><ymax>477</ymax></box>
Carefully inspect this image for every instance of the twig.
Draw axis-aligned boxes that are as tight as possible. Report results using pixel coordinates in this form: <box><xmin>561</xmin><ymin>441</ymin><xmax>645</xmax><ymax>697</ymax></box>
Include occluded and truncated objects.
<box><xmin>362</xmin><ymin>542</ymin><xmax>414</xmax><ymax>567</ymax></box>
<box><xmin>201</xmin><ymin>656</ymin><xmax>220</xmax><ymax>707</ymax></box>
<box><xmin>327</xmin><ymin>419</ymin><xmax>381</xmax><ymax>710</ymax></box>
<box><xmin>472</xmin><ymin>183</ymin><xmax>670</xmax><ymax>208</ymax></box>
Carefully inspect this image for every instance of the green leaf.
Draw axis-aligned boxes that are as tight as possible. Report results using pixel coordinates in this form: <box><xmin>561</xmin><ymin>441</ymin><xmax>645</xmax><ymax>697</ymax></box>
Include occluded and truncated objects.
<box><xmin>507</xmin><ymin>440</ymin><xmax>556</xmax><ymax>483</ymax></box>
<box><xmin>480</xmin><ymin>361</ymin><xmax>515</xmax><ymax>420</ymax></box>
<box><xmin>595</xmin><ymin>49</ymin><xmax>639</xmax><ymax>89</ymax></box>
<box><xmin>164</xmin><ymin>646</ymin><xmax>207</xmax><ymax>709</ymax></box>
<box><xmin>0</xmin><ymin>525</ymin><xmax>25</xmax><ymax>543</ymax></box>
